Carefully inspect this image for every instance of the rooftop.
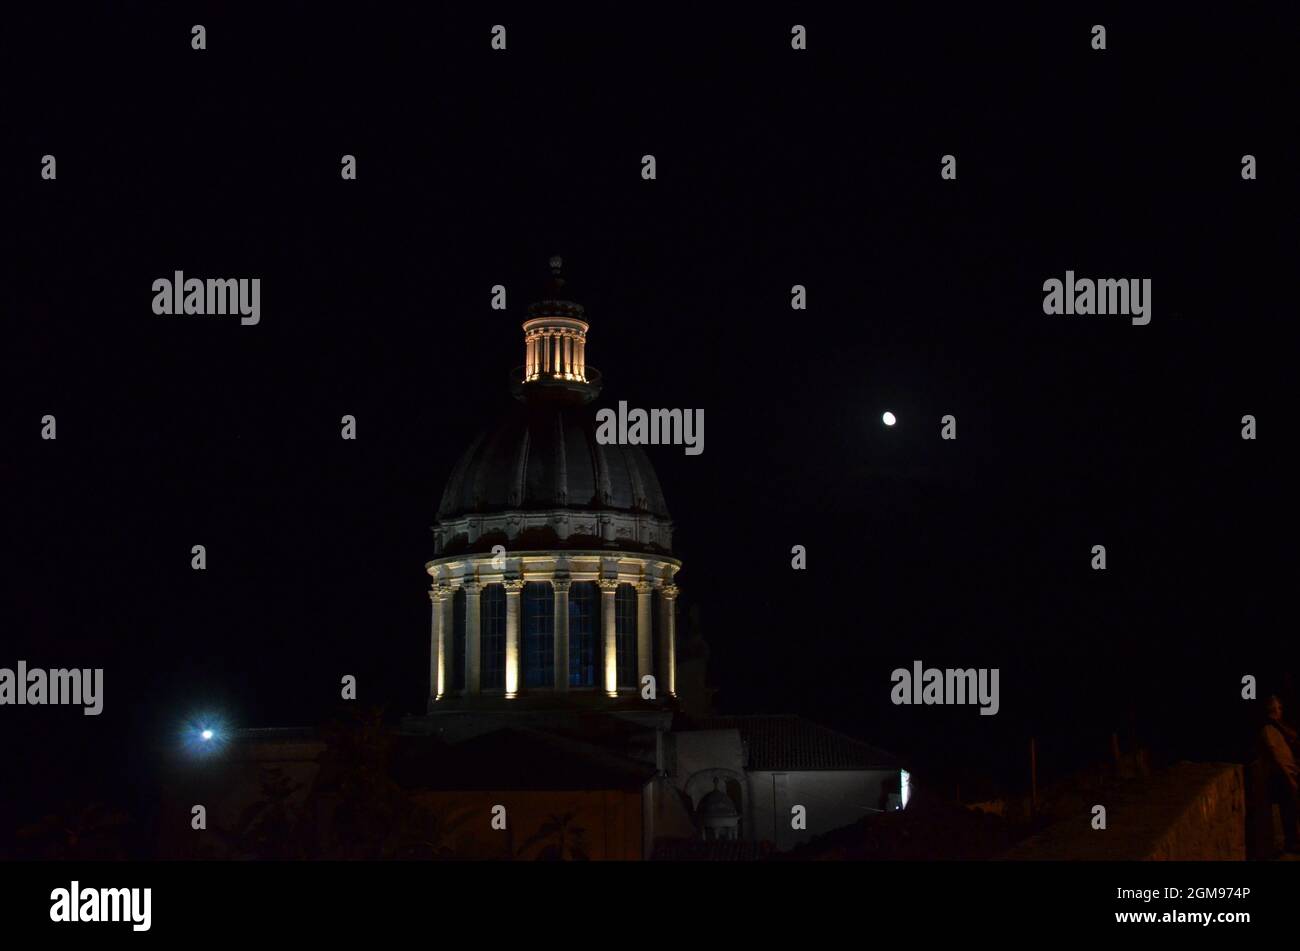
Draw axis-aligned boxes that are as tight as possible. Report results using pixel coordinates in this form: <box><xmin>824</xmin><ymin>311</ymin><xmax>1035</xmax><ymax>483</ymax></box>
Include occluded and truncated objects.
<box><xmin>687</xmin><ymin>715</ymin><xmax>902</xmax><ymax>771</ymax></box>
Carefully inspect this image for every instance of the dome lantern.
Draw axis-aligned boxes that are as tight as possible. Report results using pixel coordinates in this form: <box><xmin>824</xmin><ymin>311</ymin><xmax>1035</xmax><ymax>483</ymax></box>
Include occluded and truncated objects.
<box><xmin>516</xmin><ymin>256</ymin><xmax>600</xmax><ymax>403</ymax></box>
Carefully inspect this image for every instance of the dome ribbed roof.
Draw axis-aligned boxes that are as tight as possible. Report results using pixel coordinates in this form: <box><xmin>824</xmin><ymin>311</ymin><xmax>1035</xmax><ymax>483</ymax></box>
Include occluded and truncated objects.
<box><xmin>437</xmin><ymin>400</ymin><xmax>671</xmax><ymax>523</ymax></box>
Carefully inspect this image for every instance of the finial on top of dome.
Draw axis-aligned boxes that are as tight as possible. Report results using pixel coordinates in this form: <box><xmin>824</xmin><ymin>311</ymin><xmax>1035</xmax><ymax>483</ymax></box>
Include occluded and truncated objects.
<box><xmin>547</xmin><ymin>254</ymin><xmax>565</xmax><ymax>293</ymax></box>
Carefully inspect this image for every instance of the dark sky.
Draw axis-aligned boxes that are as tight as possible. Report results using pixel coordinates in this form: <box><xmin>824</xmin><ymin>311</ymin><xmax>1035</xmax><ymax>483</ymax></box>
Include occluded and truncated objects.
<box><xmin>3</xmin><ymin>7</ymin><xmax>1296</xmax><ymax>815</ymax></box>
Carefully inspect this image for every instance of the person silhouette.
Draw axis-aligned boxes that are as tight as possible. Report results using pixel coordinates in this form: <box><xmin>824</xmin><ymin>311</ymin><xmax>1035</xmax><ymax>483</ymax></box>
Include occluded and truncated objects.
<box><xmin>1259</xmin><ymin>694</ymin><xmax>1300</xmax><ymax>854</ymax></box>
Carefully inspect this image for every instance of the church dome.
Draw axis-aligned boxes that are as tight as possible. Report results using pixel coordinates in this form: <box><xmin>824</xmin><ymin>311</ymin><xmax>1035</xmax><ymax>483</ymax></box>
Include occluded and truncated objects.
<box><xmin>437</xmin><ymin>401</ymin><xmax>671</xmax><ymax>524</ymax></box>
<box><xmin>432</xmin><ymin>257</ymin><xmax>674</xmax><ymax>557</ymax></box>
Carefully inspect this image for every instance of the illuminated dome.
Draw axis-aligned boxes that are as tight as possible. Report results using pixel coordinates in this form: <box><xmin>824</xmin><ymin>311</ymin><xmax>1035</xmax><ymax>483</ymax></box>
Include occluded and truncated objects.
<box><xmin>433</xmin><ymin>256</ymin><xmax>672</xmax><ymax>557</ymax></box>
<box><xmin>436</xmin><ymin>402</ymin><xmax>673</xmax><ymax>556</ymax></box>
<box><xmin>425</xmin><ymin>258</ymin><xmax>682</xmax><ymax>706</ymax></box>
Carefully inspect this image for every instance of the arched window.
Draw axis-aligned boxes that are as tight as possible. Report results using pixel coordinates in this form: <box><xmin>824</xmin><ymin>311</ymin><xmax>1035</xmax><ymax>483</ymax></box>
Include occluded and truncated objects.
<box><xmin>451</xmin><ymin>587</ymin><xmax>466</xmax><ymax>692</ymax></box>
<box><xmin>568</xmin><ymin>582</ymin><xmax>599</xmax><ymax>688</ymax></box>
<box><xmin>523</xmin><ymin>581</ymin><xmax>554</xmax><ymax>688</ymax></box>
<box><xmin>480</xmin><ymin>584</ymin><xmax>506</xmax><ymax>690</ymax></box>
<box><xmin>615</xmin><ymin>584</ymin><xmax>637</xmax><ymax>689</ymax></box>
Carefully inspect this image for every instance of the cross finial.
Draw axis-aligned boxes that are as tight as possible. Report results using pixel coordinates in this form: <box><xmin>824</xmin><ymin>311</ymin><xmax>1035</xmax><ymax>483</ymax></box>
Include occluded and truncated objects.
<box><xmin>546</xmin><ymin>255</ymin><xmax>565</xmax><ymax>293</ymax></box>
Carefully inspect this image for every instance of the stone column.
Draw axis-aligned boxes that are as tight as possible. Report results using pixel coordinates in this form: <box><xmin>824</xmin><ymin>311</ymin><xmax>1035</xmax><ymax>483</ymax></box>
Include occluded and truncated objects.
<box><xmin>504</xmin><ymin>578</ymin><xmax>524</xmax><ymax>698</ymax></box>
<box><xmin>429</xmin><ymin>584</ymin><xmax>448</xmax><ymax>702</ymax></box>
<box><xmin>659</xmin><ymin>583</ymin><xmax>679</xmax><ymax>697</ymax></box>
<box><xmin>553</xmin><ymin>575</ymin><xmax>571</xmax><ymax>692</ymax></box>
<box><xmin>441</xmin><ymin>587</ymin><xmax>455</xmax><ymax>690</ymax></box>
<box><xmin>635</xmin><ymin>581</ymin><xmax>653</xmax><ymax>689</ymax></box>
<box><xmin>599</xmin><ymin>578</ymin><xmax>620</xmax><ymax>697</ymax></box>
<box><xmin>464</xmin><ymin>581</ymin><xmax>481</xmax><ymax>695</ymax></box>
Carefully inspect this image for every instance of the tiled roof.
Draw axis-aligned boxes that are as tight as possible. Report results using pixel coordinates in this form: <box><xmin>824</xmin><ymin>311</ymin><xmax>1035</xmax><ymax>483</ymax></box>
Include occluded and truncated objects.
<box><xmin>689</xmin><ymin>715</ymin><xmax>901</xmax><ymax>771</ymax></box>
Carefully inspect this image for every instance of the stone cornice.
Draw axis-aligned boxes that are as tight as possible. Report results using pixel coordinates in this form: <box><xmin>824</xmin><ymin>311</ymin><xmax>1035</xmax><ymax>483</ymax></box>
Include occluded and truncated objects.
<box><xmin>427</xmin><ymin>548</ymin><xmax>682</xmax><ymax>570</ymax></box>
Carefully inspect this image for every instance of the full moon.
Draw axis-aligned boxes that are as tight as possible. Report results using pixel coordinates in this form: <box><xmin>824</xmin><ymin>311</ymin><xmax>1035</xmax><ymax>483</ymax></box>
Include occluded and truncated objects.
<box><xmin>201</xmin><ymin>729</ymin><xmax>214</xmax><ymax>741</ymax></box>
<box><xmin>882</xmin><ymin>411</ymin><xmax>897</xmax><ymax>426</ymax></box>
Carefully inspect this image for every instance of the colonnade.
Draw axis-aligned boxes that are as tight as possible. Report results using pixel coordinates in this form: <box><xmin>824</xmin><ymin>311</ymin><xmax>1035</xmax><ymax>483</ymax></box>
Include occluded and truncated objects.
<box><xmin>431</xmin><ymin>569</ymin><xmax>677</xmax><ymax>701</ymax></box>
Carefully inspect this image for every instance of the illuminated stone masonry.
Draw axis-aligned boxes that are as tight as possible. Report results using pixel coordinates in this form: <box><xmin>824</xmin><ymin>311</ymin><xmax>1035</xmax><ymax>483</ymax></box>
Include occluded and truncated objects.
<box><xmin>432</xmin><ymin>508</ymin><xmax>673</xmax><ymax>555</ymax></box>
<box><xmin>426</xmin><ymin>256</ymin><xmax>682</xmax><ymax>710</ymax></box>
<box><xmin>426</xmin><ymin>551</ymin><xmax>680</xmax><ymax>704</ymax></box>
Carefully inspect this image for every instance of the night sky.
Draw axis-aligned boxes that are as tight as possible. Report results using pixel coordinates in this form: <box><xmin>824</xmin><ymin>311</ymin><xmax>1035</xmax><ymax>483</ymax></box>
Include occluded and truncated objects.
<box><xmin>3</xmin><ymin>7</ymin><xmax>1295</xmax><ymax>823</ymax></box>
